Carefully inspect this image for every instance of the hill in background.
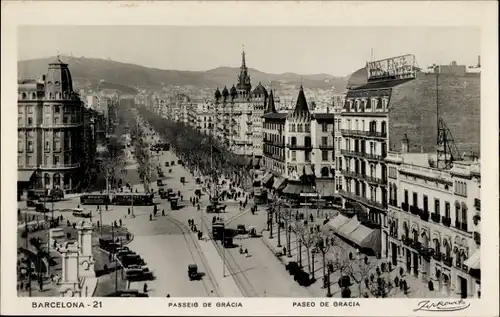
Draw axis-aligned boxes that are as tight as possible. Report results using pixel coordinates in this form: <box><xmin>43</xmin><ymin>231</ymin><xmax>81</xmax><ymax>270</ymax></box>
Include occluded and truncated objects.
<box><xmin>18</xmin><ymin>56</ymin><xmax>349</xmax><ymax>94</ymax></box>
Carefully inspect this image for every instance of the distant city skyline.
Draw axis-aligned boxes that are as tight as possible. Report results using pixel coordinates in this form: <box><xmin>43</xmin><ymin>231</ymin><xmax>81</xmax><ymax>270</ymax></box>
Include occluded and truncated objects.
<box><xmin>19</xmin><ymin>26</ymin><xmax>480</xmax><ymax>76</ymax></box>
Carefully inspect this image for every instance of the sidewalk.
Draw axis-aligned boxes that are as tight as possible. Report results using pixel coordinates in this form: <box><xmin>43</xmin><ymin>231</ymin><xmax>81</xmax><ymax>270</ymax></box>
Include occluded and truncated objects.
<box><xmin>261</xmin><ymin>223</ymin><xmax>444</xmax><ymax>298</ymax></box>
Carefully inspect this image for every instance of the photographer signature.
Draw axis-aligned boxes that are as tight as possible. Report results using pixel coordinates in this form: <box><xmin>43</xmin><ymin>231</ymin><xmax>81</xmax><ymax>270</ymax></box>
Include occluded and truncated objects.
<box><xmin>414</xmin><ymin>300</ymin><xmax>470</xmax><ymax>312</ymax></box>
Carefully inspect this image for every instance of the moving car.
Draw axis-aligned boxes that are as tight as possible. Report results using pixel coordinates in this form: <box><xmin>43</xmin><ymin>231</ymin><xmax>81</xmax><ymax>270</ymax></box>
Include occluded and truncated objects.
<box><xmin>72</xmin><ymin>209</ymin><xmax>92</xmax><ymax>218</ymax></box>
<box><xmin>237</xmin><ymin>224</ymin><xmax>246</xmax><ymax>235</ymax></box>
<box><xmin>188</xmin><ymin>264</ymin><xmax>199</xmax><ymax>280</ymax></box>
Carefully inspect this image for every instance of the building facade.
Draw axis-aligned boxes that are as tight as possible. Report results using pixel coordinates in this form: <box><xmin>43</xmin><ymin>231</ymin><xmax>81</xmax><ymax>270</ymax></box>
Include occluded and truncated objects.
<box><xmin>384</xmin><ymin>151</ymin><xmax>481</xmax><ymax>298</ymax></box>
<box><xmin>340</xmin><ymin>54</ymin><xmax>480</xmax><ymax>230</ymax></box>
<box><xmin>262</xmin><ymin>87</ymin><xmax>338</xmax><ymax>199</ymax></box>
<box><xmin>213</xmin><ymin>50</ymin><xmax>280</xmax><ymax>158</ymax></box>
<box><xmin>18</xmin><ymin>56</ymin><xmax>85</xmax><ymax>193</ymax></box>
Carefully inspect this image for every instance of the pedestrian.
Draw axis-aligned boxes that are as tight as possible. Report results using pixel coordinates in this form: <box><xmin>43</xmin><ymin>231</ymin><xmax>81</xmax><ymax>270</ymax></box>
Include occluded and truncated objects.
<box><xmin>143</xmin><ymin>283</ymin><xmax>148</xmax><ymax>293</ymax></box>
<box><xmin>128</xmin><ymin>208</ymin><xmax>131</xmax><ymax>215</ymax></box>
<box><xmin>166</xmin><ymin>294</ymin><xmax>170</xmax><ymax>297</ymax></box>
<box><xmin>105</xmin><ymin>204</ymin><xmax>108</xmax><ymax>211</ymax></box>
<box><xmin>162</xmin><ymin>209</ymin><xmax>165</xmax><ymax>216</ymax></box>
<box><xmin>149</xmin><ymin>214</ymin><xmax>152</xmax><ymax>221</ymax></box>
<box><xmin>119</xmin><ymin>219</ymin><xmax>122</xmax><ymax>227</ymax></box>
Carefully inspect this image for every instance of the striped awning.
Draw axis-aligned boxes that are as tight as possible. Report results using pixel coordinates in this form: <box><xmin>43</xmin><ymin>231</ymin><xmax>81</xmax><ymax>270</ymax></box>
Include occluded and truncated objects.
<box><xmin>18</xmin><ymin>171</ymin><xmax>35</xmax><ymax>182</ymax></box>
<box><xmin>303</xmin><ymin>165</ymin><xmax>314</xmax><ymax>176</ymax></box>
<box><xmin>282</xmin><ymin>183</ymin><xmax>314</xmax><ymax>195</ymax></box>
<box><xmin>463</xmin><ymin>249</ymin><xmax>480</xmax><ymax>270</ymax></box>
<box><xmin>262</xmin><ymin>173</ymin><xmax>274</xmax><ymax>186</ymax></box>
<box><xmin>272</xmin><ymin>177</ymin><xmax>287</xmax><ymax>190</ymax></box>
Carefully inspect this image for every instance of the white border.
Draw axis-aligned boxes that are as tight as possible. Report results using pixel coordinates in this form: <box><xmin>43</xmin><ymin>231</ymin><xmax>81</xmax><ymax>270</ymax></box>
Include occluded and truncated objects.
<box><xmin>1</xmin><ymin>1</ymin><xmax>498</xmax><ymax>316</ymax></box>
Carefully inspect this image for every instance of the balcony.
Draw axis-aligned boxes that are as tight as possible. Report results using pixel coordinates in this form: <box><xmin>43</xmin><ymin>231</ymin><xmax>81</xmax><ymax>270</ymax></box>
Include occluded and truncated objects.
<box><xmin>455</xmin><ymin>220</ymin><xmax>462</xmax><ymax>230</ymax></box>
<box><xmin>420</xmin><ymin>210</ymin><xmax>430</xmax><ymax>222</ymax></box>
<box><xmin>264</xmin><ymin>140</ymin><xmax>285</xmax><ymax>147</ymax></box>
<box><xmin>42</xmin><ymin>163</ymin><xmax>80</xmax><ymax>170</ymax></box>
<box><xmin>442</xmin><ymin>216</ymin><xmax>451</xmax><ymax>227</ymax></box>
<box><xmin>287</xmin><ymin>144</ymin><xmax>312</xmax><ymax>150</ymax></box>
<box><xmin>431</xmin><ymin>213</ymin><xmax>441</xmax><ymax>223</ymax></box>
<box><xmin>365</xmin><ymin>152</ymin><xmax>385</xmax><ymax>162</ymax></box>
<box><xmin>338</xmin><ymin>189</ymin><xmax>386</xmax><ymax>211</ymax></box>
<box><xmin>319</xmin><ymin>144</ymin><xmax>335</xmax><ymax>150</ymax></box>
<box><xmin>442</xmin><ymin>254</ymin><xmax>453</xmax><ymax>267</ymax></box>
<box><xmin>461</xmin><ymin>222</ymin><xmax>468</xmax><ymax>232</ymax></box>
<box><xmin>410</xmin><ymin>205</ymin><xmax>421</xmax><ymax>216</ymax></box>
<box><xmin>432</xmin><ymin>252</ymin><xmax>441</xmax><ymax>262</ymax></box>
<box><xmin>364</xmin><ymin>174</ymin><xmax>387</xmax><ymax>186</ymax></box>
<box><xmin>419</xmin><ymin>247</ymin><xmax>433</xmax><ymax>261</ymax></box>
<box><xmin>401</xmin><ymin>202</ymin><xmax>409</xmax><ymax>212</ymax></box>
<box><xmin>474</xmin><ymin>231</ymin><xmax>480</xmax><ymax>245</ymax></box>
<box><xmin>340</xmin><ymin>129</ymin><xmax>387</xmax><ymax>139</ymax></box>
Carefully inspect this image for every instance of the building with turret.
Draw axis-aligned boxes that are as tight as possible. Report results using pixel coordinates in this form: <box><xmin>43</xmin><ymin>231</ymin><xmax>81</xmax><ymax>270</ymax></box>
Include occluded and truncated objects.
<box><xmin>262</xmin><ymin>86</ymin><xmax>338</xmax><ymax>201</ymax></box>
<box><xmin>18</xmin><ymin>56</ymin><xmax>85</xmax><ymax>194</ymax></box>
<box><xmin>213</xmin><ymin>50</ymin><xmax>279</xmax><ymax>158</ymax></box>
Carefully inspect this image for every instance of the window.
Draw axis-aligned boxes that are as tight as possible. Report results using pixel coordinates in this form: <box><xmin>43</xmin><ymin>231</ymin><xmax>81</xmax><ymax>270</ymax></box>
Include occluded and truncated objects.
<box><xmin>305</xmin><ymin>124</ymin><xmax>310</xmax><ymax>132</ymax></box>
<box><xmin>27</xmin><ymin>141</ymin><xmax>33</xmax><ymax>152</ymax></box>
<box><xmin>322</xmin><ymin>136</ymin><xmax>328</xmax><ymax>146</ymax></box>
<box><xmin>45</xmin><ymin>141</ymin><xmax>50</xmax><ymax>152</ymax></box>
<box><xmin>291</xmin><ymin>124</ymin><xmax>296</xmax><ymax>132</ymax></box>
<box><xmin>304</xmin><ymin>136</ymin><xmax>311</xmax><ymax>147</ymax></box>
<box><xmin>291</xmin><ymin>151</ymin><xmax>296</xmax><ymax>161</ymax></box>
<box><xmin>321</xmin><ymin>167</ymin><xmax>329</xmax><ymax>177</ymax></box>
<box><xmin>297</xmin><ymin>124</ymin><xmax>303</xmax><ymax>132</ymax></box>
<box><xmin>455</xmin><ymin>202</ymin><xmax>460</xmax><ymax>222</ymax></box>
<box><xmin>322</xmin><ymin>151</ymin><xmax>328</xmax><ymax>161</ymax></box>
<box><xmin>322</xmin><ymin>124</ymin><xmax>328</xmax><ymax>132</ymax></box>
<box><xmin>26</xmin><ymin>155</ymin><xmax>32</xmax><ymax>166</ymax></box>
<box><xmin>27</xmin><ymin>117</ymin><xmax>33</xmax><ymax>125</ymax></box>
<box><xmin>445</xmin><ymin>202</ymin><xmax>451</xmax><ymax>218</ymax></box>
<box><xmin>18</xmin><ymin>138</ymin><xmax>23</xmax><ymax>152</ymax></box>
<box><xmin>434</xmin><ymin>199</ymin><xmax>440</xmax><ymax>215</ymax></box>
<box><xmin>404</xmin><ymin>190</ymin><xmax>409</xmax><ymax>204</ymax></box>
<box><xmin>412</xmin><ymin>192</ymin><xmax>418</xmax><ymax>207</ymax></box>
<box><xmin>332</xmin><ymin>151</ymin><xmax>335</xmax><ymax>161</ymax></box>
<box><xmin>291</xmin><ymin>136</ymin><xmax>297</xmax><ymax>146</ymax></box>
<box><xmin>461</xmin><ymin>203</ymin><xmax>468</xmax><ymax>228</ymax></box>
<box><xmin>423</xmin><ymin>195</ymin><xmax>428</xmax><ymax>212</ymax></box>
<box><xmin>44</xmin><ymin>155</ymin><xmax>49</xmax><ymax>165</ymax></box>
<box><xmin>54</xmin><ymin>155</ymin><xmax>60</xmax><ymax>165</ymax></box>
<box><xmin>55</xmin><ymin>106</ymin><xmax>60</xmax><ymax>114</ymax></box>
<box><xmin>305</xmin><ymin>151</ymin><xmax>311</xmax><ymax>162</ymax></box>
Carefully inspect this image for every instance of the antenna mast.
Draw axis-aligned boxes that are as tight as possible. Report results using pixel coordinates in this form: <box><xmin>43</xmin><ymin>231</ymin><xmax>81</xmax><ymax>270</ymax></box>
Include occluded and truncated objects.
<box><xmin>435</xmin><ymin>72</ymin><xmax>461</xmax><ymax>169</ymax></box>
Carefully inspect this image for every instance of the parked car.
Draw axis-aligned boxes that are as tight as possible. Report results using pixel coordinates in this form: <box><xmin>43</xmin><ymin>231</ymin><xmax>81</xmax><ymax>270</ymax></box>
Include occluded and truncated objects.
<box><xmin>237</xmin><ymin>224</ymin><xmax>246</xmax><ymax>235</ymax></box>
<box><xmin>188</xmin><ymin>264</ymin><xmax>199</xmax><ymax>280</ymax></box>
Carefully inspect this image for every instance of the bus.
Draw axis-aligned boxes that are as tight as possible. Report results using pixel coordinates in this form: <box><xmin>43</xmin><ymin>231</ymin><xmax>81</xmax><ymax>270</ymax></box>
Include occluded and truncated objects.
<box><xmin>112</xmin><ymin>193</ymin><xmax>154</xmax><ymax>206</ymax></box>
<box><xmin>80</xmin><ymin>194</ymin><xmax>111</xmax><ymax>205</ymax></box>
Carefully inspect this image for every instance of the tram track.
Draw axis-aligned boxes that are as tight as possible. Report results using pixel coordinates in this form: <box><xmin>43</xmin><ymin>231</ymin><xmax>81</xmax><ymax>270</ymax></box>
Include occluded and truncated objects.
<box><xmin>164</xmin><ymin>214</ymin><xmax>221</xmax><ymax>297</ymax></box>
<box><xmin>199</xmin><ymin>217</ymin><xmax>258</xmax><ymax>297</ymax></box>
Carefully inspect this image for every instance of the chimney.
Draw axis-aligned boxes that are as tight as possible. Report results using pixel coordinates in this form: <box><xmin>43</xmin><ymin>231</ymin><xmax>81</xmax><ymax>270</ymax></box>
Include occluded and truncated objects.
<box><xmin>477</xmin><ymin>55</ymin><xmax>481</xmax><ymax>67</ymax></box>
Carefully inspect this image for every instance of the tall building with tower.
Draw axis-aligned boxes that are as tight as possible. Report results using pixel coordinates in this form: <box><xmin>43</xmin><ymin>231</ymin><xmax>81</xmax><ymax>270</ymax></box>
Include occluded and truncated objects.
<box><xmin>213</xmin><ymin>49</ymin><xmax>279</xmax><ymax>159</ymax></box>
<box><xmin>17</xmin><ymin>56</ymin><xmax>85</xmax><ymax>195</ymax></box>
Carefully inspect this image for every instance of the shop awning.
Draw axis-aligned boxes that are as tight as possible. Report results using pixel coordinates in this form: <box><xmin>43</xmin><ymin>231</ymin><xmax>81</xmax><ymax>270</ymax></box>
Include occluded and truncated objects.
<box><xmin>338</xmin><ymin>217</ymin><xmax>361</xmax><ymax>238</ymax></box>
<box><xmin>18</xmin><ymin>171</ymin><xmax>35</xmax><ymax>183</ymax></box>
<box><xmin>304</xmin><ymin>165</ymin><xmax>314</xmax><ymax>176</ymax></box>
<box><xmin>326</xmin><ymin>214</ymin><xmax>351</xmax><ymax>233</ymax></box>
<box><xmin>262</xmin><ymin>173</ymin><xmax>274</xmax><ymax>186</ymax></box>
<box><xmin>349</xmin><ymin>225</ymin><xmax>381</xmax><ymax>253</ymax></box>
<box><xmin>282</xmin><ymin>183</ymin><xmax>314</xmax><ymax>195</ymax></box>
<box><xmin>272</xmin><ymin>177</ymin><xmax>287</xmax><ymax>190</ymax></box>
<box><xmin>315</xmin><ymin>179</ymin><xmax>338</xmax><ymax>197</ymax></box>
<box><xmin>464</xmin><ymin>249</ymin><xmax>480</xmax><ymax>270</ymax></box>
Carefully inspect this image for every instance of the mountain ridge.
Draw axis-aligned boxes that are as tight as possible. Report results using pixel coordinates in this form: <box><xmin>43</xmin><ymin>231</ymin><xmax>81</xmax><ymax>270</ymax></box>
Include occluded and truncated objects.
<box><xmin>18</xmin><ymin>56</ymin><xmax>349</xmax><ymax>93</ymax></box>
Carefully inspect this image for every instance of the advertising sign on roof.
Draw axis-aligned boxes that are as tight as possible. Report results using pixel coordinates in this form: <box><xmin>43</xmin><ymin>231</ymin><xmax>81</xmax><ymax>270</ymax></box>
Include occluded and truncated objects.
<box><xmin>367</xmin><ymin>54</ymin><xmax>417</xmax><ymax>81</ymax></box>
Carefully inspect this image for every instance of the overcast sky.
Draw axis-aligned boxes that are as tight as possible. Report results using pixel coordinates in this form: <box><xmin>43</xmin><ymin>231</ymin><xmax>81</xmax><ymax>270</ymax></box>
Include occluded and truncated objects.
<box><xmin>18</xmin><ymin>26</ymin><xmax>480</xmax><ymax>76</ymax></box>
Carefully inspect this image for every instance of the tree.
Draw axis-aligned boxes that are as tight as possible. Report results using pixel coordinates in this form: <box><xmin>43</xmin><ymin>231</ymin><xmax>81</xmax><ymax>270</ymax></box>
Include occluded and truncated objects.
<box><xmin>294</xmin><ymin>220</ymin><xmax>318</xmax><ymax>277</ymax></box>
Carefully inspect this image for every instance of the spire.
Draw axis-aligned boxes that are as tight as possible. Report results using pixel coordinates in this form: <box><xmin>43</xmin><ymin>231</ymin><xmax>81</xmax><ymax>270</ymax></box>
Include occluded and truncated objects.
<box><xmin>265</xmin><ymin>90</ymin><xmax>277</xmax><ymax>113</ymax></box>
<box><xmin>241</xmin><ymin>45</ymin><xmax>246</xmax><ymax>68</ymax></box>
<box><xmin>293</xmin><ymin>86</ymin><xmax>309</xmax><ymax>116</ymax></box>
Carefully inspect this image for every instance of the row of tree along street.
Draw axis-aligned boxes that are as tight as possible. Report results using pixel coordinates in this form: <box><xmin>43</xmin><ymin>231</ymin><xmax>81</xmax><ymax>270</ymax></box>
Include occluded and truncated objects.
<box><xmin>134</xmin><ymin>104</ymin><xmax>252</xmax><ymax>189</ymax></box>
<box><xmin>133</xmin><ymin>104</ymin><xmax>407</xmax><ymax>298</ymax></box>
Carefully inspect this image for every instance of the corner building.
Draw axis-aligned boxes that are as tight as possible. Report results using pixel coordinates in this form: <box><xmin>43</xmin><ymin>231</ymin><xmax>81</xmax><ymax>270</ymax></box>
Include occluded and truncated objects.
<box><xmin>340</xmin><ymin>54</ymin><xmax>480</xmax><ymax>228</ymax></box>
<box><xmin>385</xmin><ymin>152</ymin><xmax>480</xmax><ymax>298</ymax></box>
<box><xmin>18</xmin><ymin>57</ymin><xmax>84</xmax><ymax>193</ymax></box>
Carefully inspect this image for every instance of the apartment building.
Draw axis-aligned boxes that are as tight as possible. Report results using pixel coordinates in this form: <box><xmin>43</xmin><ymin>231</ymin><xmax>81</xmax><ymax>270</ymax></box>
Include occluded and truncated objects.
<box><xmin>385</xmin><ymin>151</ymin><xmax>480</xmax><ymax>298</ymax></box>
